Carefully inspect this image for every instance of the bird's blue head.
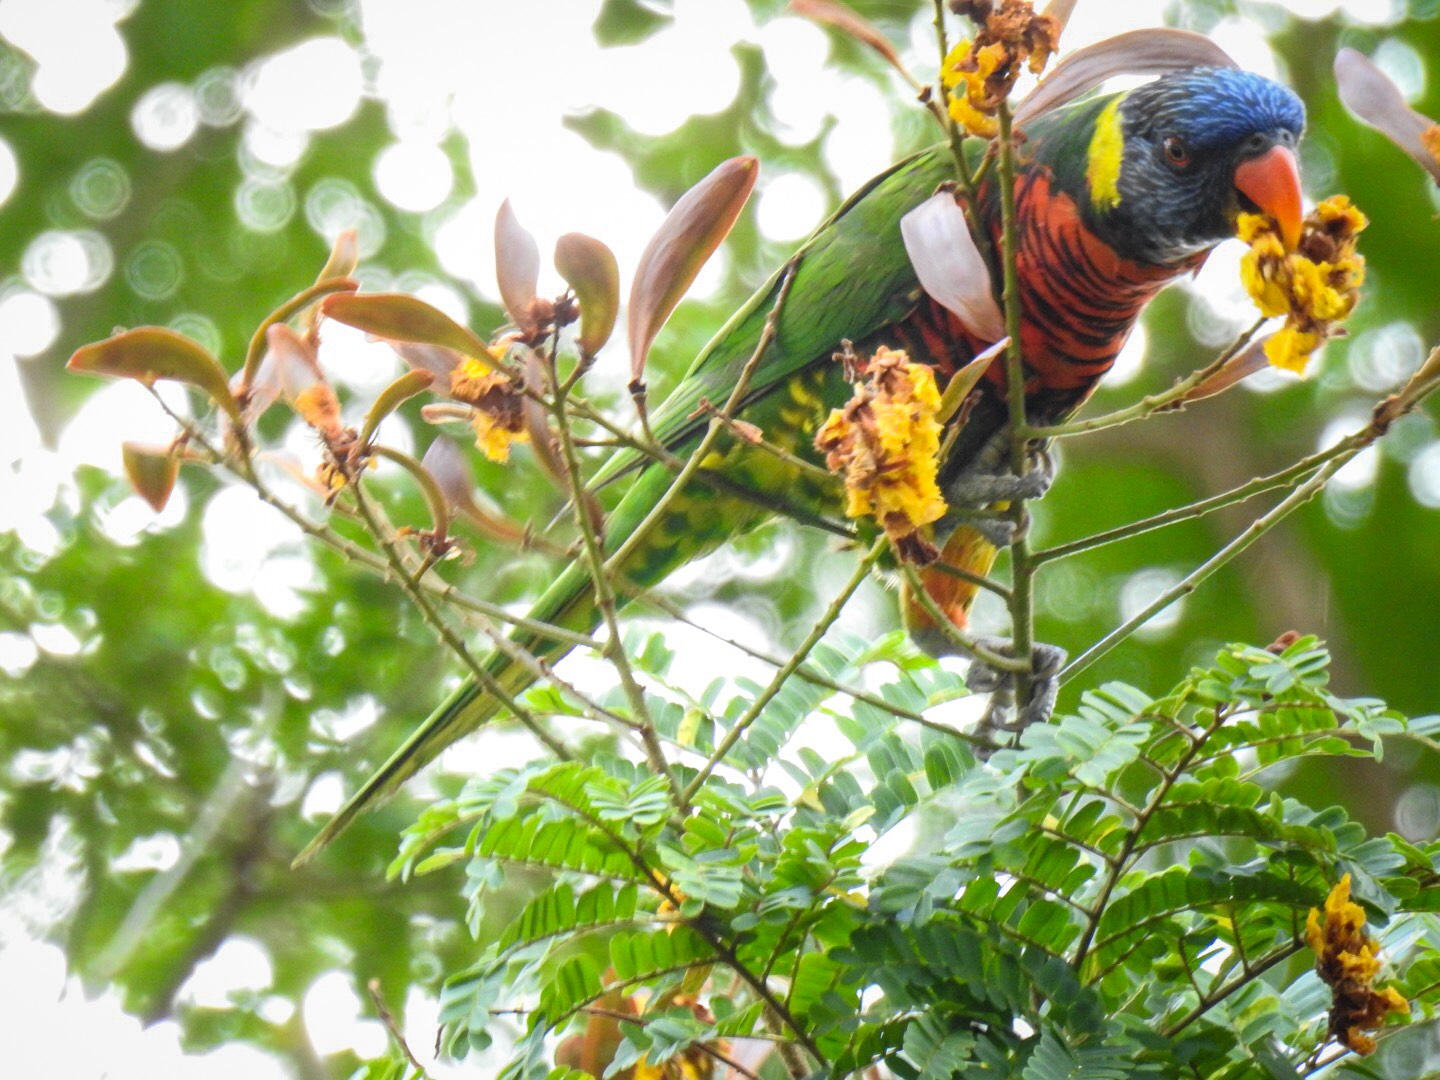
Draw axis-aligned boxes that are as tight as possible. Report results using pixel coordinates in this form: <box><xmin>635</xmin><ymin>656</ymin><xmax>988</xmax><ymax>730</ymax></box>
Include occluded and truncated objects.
<box><xmin>1084</xmin><ymin>67</ymin><xmax>1306</xmax><ymax>265</ymax></box>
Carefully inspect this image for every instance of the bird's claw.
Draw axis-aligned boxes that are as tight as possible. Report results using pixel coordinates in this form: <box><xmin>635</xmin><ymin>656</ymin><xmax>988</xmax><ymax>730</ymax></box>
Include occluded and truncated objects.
<box><xmin>949</xmin><ymin>513</ymin><xmax>1016</xmax><ymax>549</ymax></box>
<box><xmin>967</xmin><ymin>636</ymin><xmax>1066</xmax><ymax>745</ymax></box>
<box><xmin>943</xmin><ymin>435</ymin><xmax>1055</xmax><ymax>510</ymax></box>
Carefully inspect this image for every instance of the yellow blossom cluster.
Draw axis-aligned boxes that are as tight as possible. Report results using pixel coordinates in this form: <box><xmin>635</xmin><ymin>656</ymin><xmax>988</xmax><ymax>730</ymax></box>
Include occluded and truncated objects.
<box><xmin>815</xmin><ymin>346</ymin><xmax>947</xmax><ymax>563</ymax></box>
<box><xmin>632</xmin><ymin>1053</ymin><xmax>713</xmax><ymax>1080</ymax></box>
<box><xmin>555</xmin><ymin>984</ymin><xmax>720</xmax><ymax>1080</ymax></box>
<box><xmin>1306</xmin><ymin>874</ymin><xmax>1409</xmax><ymax>1056</ymax></box>
<box><xmin>293</xmin><ymin>382</ymin><xmax>343</xmax><ymax>440</ymax></box>
<box><xmin>1422</xmin><ymin>124</ymin><xmax>1440</xmax><ymax>167</ymax></box>
<box><xmin>449</xmin><ymin>357</ymin><xmax>530</xmax><ymax>462</ymax></box>
<box><xmin>1238</xmin><ymin>195</ymin><xmax>1368</xmax><ymax>374</ymax></box>
<box><xmin>942</xmin><ymin>0</ymin><xmax>1059</xmax><ymax>138</ymax></box>
<box><xmin>292</xmin><ymin>379</ymin><xmax>367</xmax><ymax>500</ymax></box>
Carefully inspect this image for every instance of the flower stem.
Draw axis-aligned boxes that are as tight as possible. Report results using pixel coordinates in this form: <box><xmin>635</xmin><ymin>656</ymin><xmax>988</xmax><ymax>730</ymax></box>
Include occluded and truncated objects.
<box><xmin>1031</xmin><ymin>448</ymin><xmax>1333</xmax><ymax>564</ymax></box>
<box><xmin>679</xmin><ymin>537</ymin><xmax>886</xmax><ymax>806</ymax></box>
<box><xmin>603</xmin><ymin>260</ymin><xmax>801</xmax><ymax>576</ymax></box>
<box><xmin>1023</xmin><ymin>319</ymin><xmax>1264</xmax><ymax>440</ymax></box>
<box><xmin>996</xmin><ymin>103</ymin><xmax>1037</xmax><ymax>709</ymax></box>
<box><xmin>546</xmin><ymin>354</ymin><xmax>674</xmax><ymax>790</ymax></box>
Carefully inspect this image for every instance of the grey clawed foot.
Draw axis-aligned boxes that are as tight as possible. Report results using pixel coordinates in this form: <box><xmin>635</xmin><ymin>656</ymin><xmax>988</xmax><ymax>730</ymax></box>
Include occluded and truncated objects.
<box><xmin>943</xmin><ymin>436</ymin><xmax>1056</xmax><ymax>510</ymax></box>
<box><xmin>959</xmin><ymin>513</ymin><xmax>1017</xmax><ymax>549</ymax></box>
<box><xmin>967</xmin><ymin>636</ymin><xmax>1066</xmax><ymax>746</ymax></box>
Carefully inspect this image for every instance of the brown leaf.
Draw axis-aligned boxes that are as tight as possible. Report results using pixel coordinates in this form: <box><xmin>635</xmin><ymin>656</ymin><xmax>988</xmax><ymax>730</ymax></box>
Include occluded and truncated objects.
<box><xmin>789</xmin><ymin>0</ymin><xmax>913</xmax><ymax>83</ymax></box>
<box><xmin>370</xmin><ymin>444</ymin><xmax>451</xmax><ymax>539</ymax></box>
<box><xmin>121</xmin><ymin>442</ymin><xmax>180</xmax><ymax>512</ymax></box>
<box><xmin>322</xmin><ymin>293</ymin><xmax>502</xmax><ymax>372</ymax></box>
<box><xmin>360</xmin><ymin>368</ymin><xmax>436</xmax><ymax>448</ymax></box>
<box><xmin>938</xmin><ymin>336</ymin><xmax>1008</xmax><ymax>423</ymax></box>
<box><xmin>420</xmin><ymin>437</ymin><xmax>530</xmax><ymax>547</ymax></box>
<box><xmin>628</xmin><ymin>155</ymin><xmax>758</xmax><ymax>385</ymax></box>
<box><xmin>519</xmin><ymin>348</ymin><xmax>605</xmax><ymax>535</ymax></box>
<box><xmin>516</xmin><ymin>348</ymin><xmax>562</xmax><ymax>484</ymax></box>
<box><xmin>1334</xmin><ymin>47</ymin><xmax>1440</xmax><ymax>182</ymax></box>
<box><xmin>68</xmin><ymin>327</ymin><xmax>241</xmax><ymax>423</ymax></box>
<box><xmin>241</xmin><ymin>275</ymin><xmax>359</xmax><ymax>392</ymax></box>
<box><xmin>315</xmin><ymin>228</ymin><xmax>360</xmax><ymax>285</ymax></box>
<box><xmin>1181</xmin><ymin>338</ymin><xmax>1271</xmax><ymax>404</ymax></box>
<box><xmin>495</xmin><ymin>199</ymin><xmax>541</xmax><ymax>333</ymax></box>
<box><xmin>554</xmin><ymin>232</ymin><xmax>620</xmax><ymax>359</ymax></box>
<box><xmin>268</xmin><ymin>324</ymin><xmax>341</xmax><ymax>437</ymax></box>
<box><xmin>389</xmin><ymin>341</ymin><xmax>462</xmax><ymax>383</ymax></box>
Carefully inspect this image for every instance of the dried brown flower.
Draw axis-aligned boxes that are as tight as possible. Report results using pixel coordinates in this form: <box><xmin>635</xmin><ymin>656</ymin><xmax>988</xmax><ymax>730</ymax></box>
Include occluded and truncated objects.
<box><xmin>1306</xmin><ymin>874</ymin><xmax>1409</xmax><ymax>1056</ymax></box>
<box><xmin>815</xmin><ymin>346</ymin><xmax>946</xmax><ymax>563</ymax></box>
<box><xmin>943</xmin><ymin>0</ymin><xmax>1060</xmax><ymax>137</ymax></box>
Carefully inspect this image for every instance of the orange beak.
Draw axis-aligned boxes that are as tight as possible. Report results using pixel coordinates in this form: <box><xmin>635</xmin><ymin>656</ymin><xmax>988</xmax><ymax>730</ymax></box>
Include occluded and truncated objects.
<box><xmin>1234</xmin><ymin>145</ymin><xmax>1304</xmax><ymax>250</ymax></box>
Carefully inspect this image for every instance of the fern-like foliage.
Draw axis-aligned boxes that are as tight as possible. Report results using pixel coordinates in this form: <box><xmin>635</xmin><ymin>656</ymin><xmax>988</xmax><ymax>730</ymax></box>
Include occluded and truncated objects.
<box><xmin>378</xmin><ymin>636</ymin><xmax>1440</xmax><ymax>1078</ymax></box>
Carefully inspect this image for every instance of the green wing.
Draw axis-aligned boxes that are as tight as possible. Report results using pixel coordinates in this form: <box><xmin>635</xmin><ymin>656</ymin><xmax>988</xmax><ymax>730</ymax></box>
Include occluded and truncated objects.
<box><xmin>591</xmin><ymin>143</ymin><xmax>955</xmax><ymax>488</ymax></box>
<box><xmin>298</xmin><ymin>144</ymin><xmax>963</xmax><ymax>863</ymax></box>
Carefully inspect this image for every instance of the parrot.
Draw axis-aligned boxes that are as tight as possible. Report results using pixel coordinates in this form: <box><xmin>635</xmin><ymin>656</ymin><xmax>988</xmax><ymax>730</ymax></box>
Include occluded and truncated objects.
<box><xmin>297</xmin><ymin>64</ymin><xmax>1306</xmax><ymax>860</ymax></box>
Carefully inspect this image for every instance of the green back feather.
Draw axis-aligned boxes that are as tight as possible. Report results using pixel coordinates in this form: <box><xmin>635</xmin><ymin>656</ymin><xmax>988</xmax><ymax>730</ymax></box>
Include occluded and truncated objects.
<box><xmin>300</xmin><ymin>93</ymin><xmax>1124</xmax><ymax>862</ymax></box>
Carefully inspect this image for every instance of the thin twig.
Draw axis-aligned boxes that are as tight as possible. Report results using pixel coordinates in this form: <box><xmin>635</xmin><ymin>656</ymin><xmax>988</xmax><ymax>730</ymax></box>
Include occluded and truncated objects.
<box><xmin>896</xmin><ymin>561</ymin><xmax>1027</xmax><ymax>672</ymax></box>
<box><xmin>695</xmin><ymin>400</ymin><xmax>839</xmax><ymax>484</ymax></box>
<box><xmin>931</xmin><ymin>0</ymin><xmax>988</xmax><ymax>255</ymax></box>
<box><xmin>1031</xmin><ymin>450</ymin><xmax>1330</xmax><ymax>564</ymax></box>
<box><xmin>603</xmin><ymin>260</ymin><xmax>802</xmax><ymax>576</ymax></box>
<box><xmin>1063</xmin><ymin>349</ymin><xmax>1440</xmax><ymax>678</ymax></box>
<box><xmin>151</xmin><ymin>391</ymin><xmax>603</xmax><ymax>651</ymax></box>
<box><xmin>1023</xmin><ymin>319</ymin><xmax>1264</xmax><ymax>439</ymax></box>
<box><xmin>560</xmin><ymin>390</ymin><xmax>861</xmax><ymax>543</ymax></box>
<box><xmin>619</xmin><ymin>584</ymin><xmax>989</xmax><ymax>747</ymax></box>
<box><xmin>995</xmin><ymin>103</ymin><xmax>1037</xmax><ymax>708</ymax></box>
<box><xmin>546</xmin><ymin>355</ymin><xmax>673</xmax><ymax>788</ymax></box>
<box><xmin>367</xmin><ymin>978</ymin><xmax>430</xmax><ymax>1076</ymax></box>
<box><xmin>348</xmin><ymin>480</ymin><xmax>573</xmax><ymax>760</ymax></box>
<box><xmin>679</xmin><ymin>537</ymin><xmax>887</xmax><ymax>806</ymax></box>
<box><xmin>1061</xmin><ymin>455</ymin><xmax>1350</xmax><ymax>682</ymax></box>
<box><xmin>1161</xmin><ymin>940</ymin><xmax>1307</xmax><ymax>1037</ymax></box>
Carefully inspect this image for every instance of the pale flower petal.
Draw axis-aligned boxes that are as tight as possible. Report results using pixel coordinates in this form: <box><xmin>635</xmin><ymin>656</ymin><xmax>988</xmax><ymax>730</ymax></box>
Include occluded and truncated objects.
<box><xmin>1334</xmin><ymin>47</ymin><xmax>1440</xmax><ymax>181</ymax></box>
<box><xmin>901</xmin><ymin>192</ymin><xmax>1005</xmax><ymax>344</ymax></box>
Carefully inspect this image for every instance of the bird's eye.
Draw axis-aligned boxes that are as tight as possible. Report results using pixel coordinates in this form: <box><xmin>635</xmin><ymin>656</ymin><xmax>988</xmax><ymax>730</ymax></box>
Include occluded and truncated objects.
<box><xmin>1162</xmin><ymin>136</ymin><xmax>1190</xmax><ymax>168</ymax></box>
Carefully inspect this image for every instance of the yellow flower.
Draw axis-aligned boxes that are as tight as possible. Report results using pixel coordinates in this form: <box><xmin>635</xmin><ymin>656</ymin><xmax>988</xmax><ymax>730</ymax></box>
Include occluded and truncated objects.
<box><xmin>449</xmin><ymin>359</ymin><xmax>529</xmax><ymax>462</ymax></box>
<box><xmin>1237</xmin><ymin>224</ymin><xmax>1290</xmax><ymax>318</ymax></box>
<box><xmin>449</xmin><ymin>357</ymin><xmax>507</xmax><ymax>403</ymax></box>
<box><xmin>815</xmin><ymin>347</ymin><xmax>947</xmax><ymax>563</ymax></box>
<box><xmin>948</xmin><ymin>88</ymin><xmax>1000</xmax><ymax>139</ymax></box>
<box><xmin>1238</xmin><ymin>195</ymin><xmax>1368</xmax><ymax>374</ymax></box>
<box><xmin>940</xmin><ymin>3</ymin><xmax>1060</xmax><ymax>139</ymax></box>
<box><xmin>471</xmin><ymin>411</ymin><xmax>529</xmax><ymax>462</ymax></box>
<box><xmin>1422</xmin><ymin>124</ymin><xmax>1440</xmax><ymax>169</ymax></box>
<box><xmin>1306</xmin><ymin>874</ymin><xmax>1409</xmax><ymax>1057</ymax></box>
<box><xmin>940</xmin><ymin>41</ymin><xmax>970</xmax><ymax>91</ymax></box>
<box><xmin>294</xmin><ymin>383</ymin><xmax>342</xmax><ymax>438</ymax></box>
<box><xmin>943</xmin><ymin>40</ymin><xmax>1007</xmax><ymax>138</ymax></box>
<box><xmin>1263</xmin><ymin>325</ymin><xmax>1321</xmax><ymax>375</ymax></box>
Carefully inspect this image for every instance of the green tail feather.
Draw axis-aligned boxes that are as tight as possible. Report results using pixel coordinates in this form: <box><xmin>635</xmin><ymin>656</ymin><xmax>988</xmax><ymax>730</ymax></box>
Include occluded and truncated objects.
<box><xmin>296</xmin><ymin>461</ymin><xmax>743</xmax><ymax>864</ymax></box>
<box><xmin>297</xmin><ymin>140</ymin><xmax>965</xmax><ymax>863</ymax></box>
<box><xmin>292</xmin><ymin>556</ymin><xmax>598</xmax><ymax>864</ymax></box>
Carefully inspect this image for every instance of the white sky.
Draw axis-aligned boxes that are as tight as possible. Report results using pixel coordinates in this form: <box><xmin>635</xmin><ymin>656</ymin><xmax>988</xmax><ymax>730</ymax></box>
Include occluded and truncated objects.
<box><xmin>0</xmin><ymin>0</ymin><xmax>1424</xmax><ymax>1076</ymax></box>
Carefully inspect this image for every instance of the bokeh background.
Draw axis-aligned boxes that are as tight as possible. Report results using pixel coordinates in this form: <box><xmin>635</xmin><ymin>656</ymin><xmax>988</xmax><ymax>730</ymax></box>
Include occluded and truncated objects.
<box><xmin>3</xmin><ymin>0</ymin><xmax>1439</xmax><ymax>1075</ymax></box>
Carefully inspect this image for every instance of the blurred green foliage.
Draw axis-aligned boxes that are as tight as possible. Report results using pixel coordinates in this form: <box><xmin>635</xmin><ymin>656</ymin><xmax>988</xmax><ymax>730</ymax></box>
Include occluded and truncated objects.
<box><xmin>4</xmin><ymin>0</ymin><xmax>1440</xmax><ymax>1074</ymax></box>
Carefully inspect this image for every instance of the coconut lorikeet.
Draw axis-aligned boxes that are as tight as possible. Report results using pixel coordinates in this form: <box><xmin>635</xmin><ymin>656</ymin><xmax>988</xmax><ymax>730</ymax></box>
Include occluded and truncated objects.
<box><xmin>298</xmin><ymin>65</ymin><xmax>1305</xmax><ymax>859</ymax></box>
